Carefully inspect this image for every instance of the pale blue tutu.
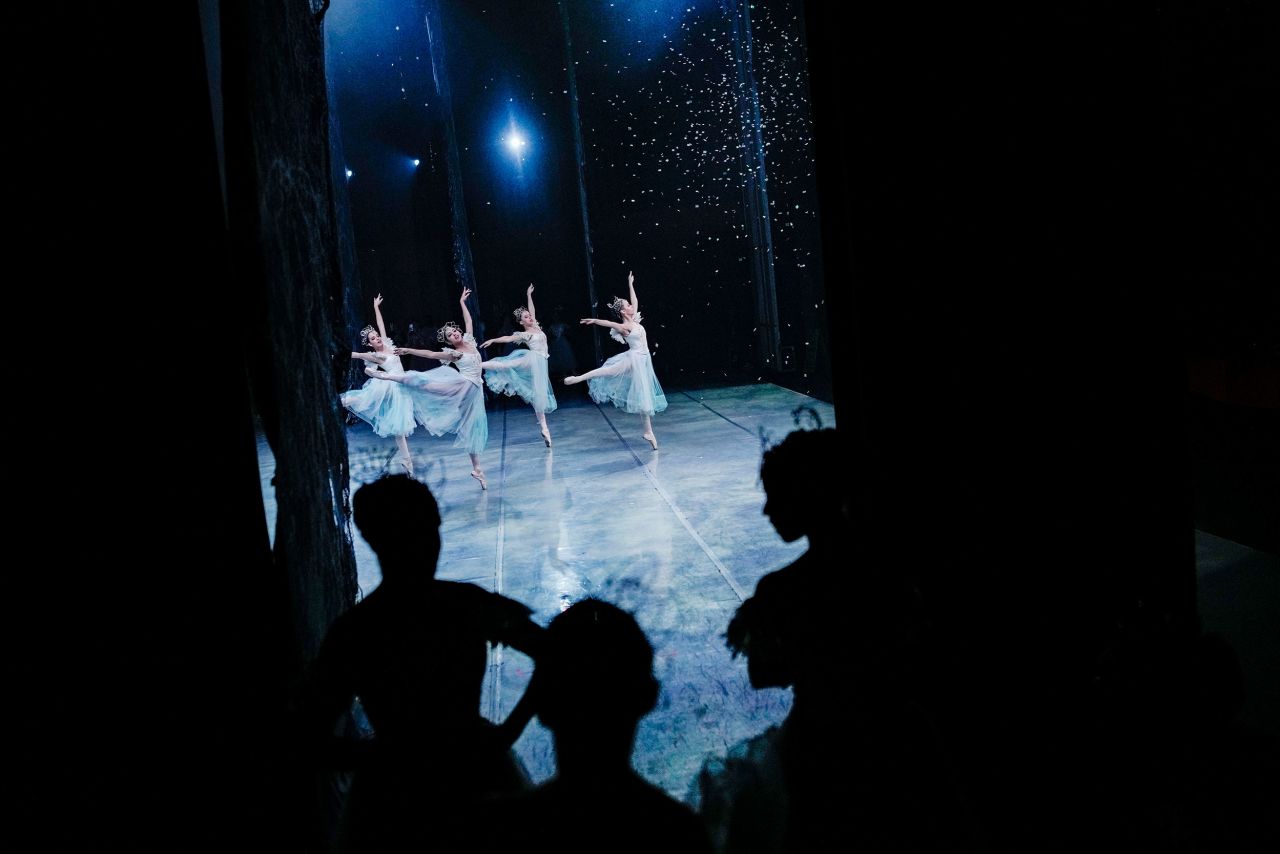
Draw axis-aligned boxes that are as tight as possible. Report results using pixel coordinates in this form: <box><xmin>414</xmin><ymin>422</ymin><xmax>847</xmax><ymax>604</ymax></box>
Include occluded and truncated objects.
<box><xmin>587</xmin><ymin>350</ymin><xmax>668</xmax><ymax>415</ymax></box>
<box><xmin>341</xmin><ymin>377</ymin><xmax>419</xmax><ymax>438</ymax></box>
<box><xmin>484</xmin><ymin>349</ymin><xmax>558</xmax><ymax>414</ymax></box>
<box><xmin>401</xmin><ymin>366</ymin><xmax>489</xmax><ymax>454</ymax></box>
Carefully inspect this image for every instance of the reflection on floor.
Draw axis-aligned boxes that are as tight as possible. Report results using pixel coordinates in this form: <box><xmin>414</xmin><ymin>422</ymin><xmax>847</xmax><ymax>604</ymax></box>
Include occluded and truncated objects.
<box><xmin>257</xmin><ymin>382</ymin><xmax>836</xmax><ymax>799</ymax></box>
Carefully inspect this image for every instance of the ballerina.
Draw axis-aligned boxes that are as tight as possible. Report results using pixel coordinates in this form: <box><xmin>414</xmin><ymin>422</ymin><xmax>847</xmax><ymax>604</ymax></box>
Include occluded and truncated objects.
<box><xmin>480</xmin><ymin>284</ymin><xmax>558</xmax><ymax>448</ymax></box>
<box><xmin>564</xmin><ymin>271</ymin><xmax>667</xmax><ymax>450</ymax></box>
<box><xmin>363</xmin><ymin>287</ymin><xmax>490</xmax><ymax>490</ymax></box>
<box><xmin>340</xmin><ymin>293</ymin><xmax>419</xmax><ymax>475</ymax></box>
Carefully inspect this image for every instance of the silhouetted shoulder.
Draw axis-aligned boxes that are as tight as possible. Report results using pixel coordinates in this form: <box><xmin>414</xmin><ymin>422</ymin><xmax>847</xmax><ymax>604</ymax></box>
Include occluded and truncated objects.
<box><xmin>434</xmin><ymin>580</ymin><xmax>534</xmax><ymax>643</ymax></box>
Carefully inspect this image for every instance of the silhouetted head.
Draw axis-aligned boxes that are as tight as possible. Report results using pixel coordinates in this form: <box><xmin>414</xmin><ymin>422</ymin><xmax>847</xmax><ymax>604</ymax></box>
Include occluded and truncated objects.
<box><xmin>760</xmin><ymin>428</ymin><xmax>846</xmax><ymax>542</ymax></box>
<box><xmin>536</xmin><ymin>598</ymin><xmax>659</xmax><ymax>736</ymax></box>
<box><xmin>353</xmin><ymin>475</ymin><xmax>441</xmax><ymax>581</ymax></box>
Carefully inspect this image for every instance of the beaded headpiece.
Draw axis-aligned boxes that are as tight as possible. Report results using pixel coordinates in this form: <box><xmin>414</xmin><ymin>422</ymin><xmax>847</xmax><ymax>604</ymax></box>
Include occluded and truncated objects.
<box><xmin>608</xmin><ymin>296</ymin><xmax>629</xmax><ymax>318</ymax></box>
<box><xmin>437</xmin><ymin>321</ymin><xmax>463</xmax><ymax>343</ymax></box>
<box><xmin>359</xmin><ymin>325</ymin><xmax>378</xmax><ymax>347</ymax></box>
<box><xmin>513</xmin><ymin>307</ymin><xmax>533</xmax><ymax>322</ymax></box>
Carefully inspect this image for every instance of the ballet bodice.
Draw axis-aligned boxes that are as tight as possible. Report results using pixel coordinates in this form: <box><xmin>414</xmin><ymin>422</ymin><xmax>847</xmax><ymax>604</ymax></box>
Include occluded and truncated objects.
<box><xmin>514</xmin><ymin>329</ymin><xmax>549</xmax><ymax>357</ymax></box>
<box><xmin>610</xmin><ymin>320</ymin><xmax>651</xmax><ymax>355</ymax></box>
<box><xmin>445</xmin><ymin>333</ymin><xmax>484</xmax><ymax>386</ymax></box>
<box><xmin>375</xmin><ymin>340</ymin><xmax>405</xmax><ymax>374</ymax></box>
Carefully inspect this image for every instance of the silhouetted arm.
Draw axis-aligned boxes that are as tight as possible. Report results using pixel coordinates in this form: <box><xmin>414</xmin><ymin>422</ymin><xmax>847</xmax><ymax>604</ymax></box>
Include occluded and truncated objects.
<box><xmin>492</xmin><ymin>671</ymin><xmax>542</xmax><ymax>749</ymax></box>
<box><xmin>289</xmin><ymin>624</ymin><xmax>379</xmax><ymax>770</ymax></box>
<box><xmin>484</xmin><ymin>598</ymin><xmax>546</xmax><ymax>748</ymax></box>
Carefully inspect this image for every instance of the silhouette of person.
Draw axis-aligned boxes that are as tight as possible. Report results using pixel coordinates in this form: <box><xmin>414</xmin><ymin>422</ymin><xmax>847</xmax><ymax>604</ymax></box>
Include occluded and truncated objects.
<box><xmin>718</xmin><ymin>428</ymin><xmax>970</xmax><ymax>852</ymax></box>
<box><xmin>484</xmin><ymin>598</ymin><xmax>712</xmax><ymax>854</ymax></box>
<box><xmin>292</xmin><ymin>474</ymin><xmax>544</xmax><ymax>852</ymax></box>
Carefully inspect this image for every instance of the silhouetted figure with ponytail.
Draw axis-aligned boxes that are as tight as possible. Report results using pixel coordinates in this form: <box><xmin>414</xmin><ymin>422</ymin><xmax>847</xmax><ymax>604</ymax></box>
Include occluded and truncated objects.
<box><xmin>718</xmin><ymin>428</ymin><xmax>978</xmax><ymax>852</ymax></box>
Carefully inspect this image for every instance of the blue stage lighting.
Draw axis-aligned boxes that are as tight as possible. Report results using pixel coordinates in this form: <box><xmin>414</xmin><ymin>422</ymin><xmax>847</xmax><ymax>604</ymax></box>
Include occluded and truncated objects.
<box><xmin>504</xmin><ymin>131</ymin><xmax>527</xmax><ymax>155</ymax></box>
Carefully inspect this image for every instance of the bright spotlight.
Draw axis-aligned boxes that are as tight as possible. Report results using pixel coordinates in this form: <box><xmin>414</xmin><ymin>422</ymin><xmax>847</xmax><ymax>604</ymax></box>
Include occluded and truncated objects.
<box><xmin>412</xmin><ymin>159</ymin><xmax>420</xmax><ymax>167</ymax></box>
<box><xmin>345</xmin><ymin>168</ymin><xmax>353</xmax><ymax>179</ymax></box>
<box><xmin>504</xmin><ymin>132</ymin><xmax>527</xmax><ymax>155</ymax></box>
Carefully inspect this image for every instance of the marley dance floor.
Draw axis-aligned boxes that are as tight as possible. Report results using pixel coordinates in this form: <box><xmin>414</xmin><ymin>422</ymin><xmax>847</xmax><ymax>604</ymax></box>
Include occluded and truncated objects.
<box><xmin>257</xmin><ymin>382</ymin><xmax>836</xmax><ymax>800</ymax></box>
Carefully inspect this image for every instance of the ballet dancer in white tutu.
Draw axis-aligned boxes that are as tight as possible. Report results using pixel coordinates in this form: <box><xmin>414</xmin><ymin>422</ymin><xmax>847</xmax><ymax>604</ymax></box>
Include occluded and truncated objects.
<box><xmin>363</xmin><ymin>287</ymin><xmax>491</xmax><ymax>490</ymax></box>
<box><xmin>340</xmin><ymin>294</ymin><xmax>422</xmax><ymax>475</ymax></box>
<box><xmin>480</xmin><ymin>284</ymin><xmax>558</xmax><ymax>448</ymax></box>
<box><xmin>564</xmin><ymin>271</ymin><xmax>667</xmax><ymax>450</ymax></box>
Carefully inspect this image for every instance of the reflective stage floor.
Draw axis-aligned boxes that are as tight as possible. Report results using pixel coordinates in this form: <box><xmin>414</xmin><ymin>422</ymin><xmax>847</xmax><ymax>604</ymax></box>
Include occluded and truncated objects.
<box><xmin>259</xmin><ymin>382</ymin><xmax>837</xmax><ymax>798</ymax></box>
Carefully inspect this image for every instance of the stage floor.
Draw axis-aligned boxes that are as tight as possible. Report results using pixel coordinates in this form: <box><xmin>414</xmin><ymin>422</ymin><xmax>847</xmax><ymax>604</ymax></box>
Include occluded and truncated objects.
<box><xmin>258</xmin><ymin>382</ymin><xmax>837</xmax><ymax>798</ymax></box>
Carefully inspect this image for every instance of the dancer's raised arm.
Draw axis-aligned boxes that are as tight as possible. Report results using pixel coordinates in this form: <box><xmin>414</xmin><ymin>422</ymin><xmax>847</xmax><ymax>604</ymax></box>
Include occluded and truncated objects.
<box><xmin>373</xmin><ymin>293</ymin><xmax>389</xmax><ymax>341</ymax></box>
<box><xmin>525</xmin><ymin>283</ymin><xmax>537</xmax><ymax>323</ymax></box>
<box><xmin>459</xmin><ymin>287</ymin><xmax>474</xmax><ymax>337</ymax></box>
<box><xmin>626</xmin><ymin>270</ymin><xmax>638</xmax><ymax>314</ymax></box>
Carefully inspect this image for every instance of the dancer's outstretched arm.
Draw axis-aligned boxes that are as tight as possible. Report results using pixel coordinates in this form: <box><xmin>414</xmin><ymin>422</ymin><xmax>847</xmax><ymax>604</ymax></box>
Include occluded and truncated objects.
<box><xmin>459</xmin><ymin>287</ymin><xmax>474</xmax><ymax>337</ymax></box>
<box><xmin>579</xmin><ymin>316</ymin><xmax>630</xmax><ymax>333</ymax></box>
<box><xmin>372</xmin><ymin>293</ymin><xmax>388</xmax><ymax>341</ymax></box>
<box><xmin>626</xmin><ymin>270</ymin><xmax>638</xmax><ymax>314</ymax></box>
<box><xmin>350</xmin><ymin>350</ymin><xmax>387</xmax><ymax>364</ymax></box>
<box><xmin>393</xmin><ymin>346</ymin><xmax>459</xmax><ymax>362</ymax></box>
<box><xmin>526</xmin><ymin>283</ymin><xmax>537</xmax><ymax>323</ymax></box>
<box><xmin>479</xmin><ymin>334</ymin><xmax>519</xmax><ymax>348</ymax></box>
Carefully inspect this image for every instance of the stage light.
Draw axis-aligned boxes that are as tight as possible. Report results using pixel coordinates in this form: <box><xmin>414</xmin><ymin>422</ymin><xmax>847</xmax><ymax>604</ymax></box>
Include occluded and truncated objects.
<box><xmin>412</xmin><ymin>158</ymin><xmax>420</xmax><ymax>167</ymax></box>
<box><xmin>504</xmin><ymin>131</ymin><xmax>527</xmax><ymax>155</ymax></box>
<box><xmin>346</xmin><ymin>168</ymin><xmax>353</xmax><ymax>179</ymax></box>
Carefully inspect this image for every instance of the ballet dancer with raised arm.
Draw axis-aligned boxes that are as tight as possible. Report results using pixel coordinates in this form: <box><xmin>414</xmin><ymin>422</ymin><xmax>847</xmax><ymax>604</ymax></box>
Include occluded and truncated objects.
<box><xmin>480</xmin><ymin>284</ymin><xmax>558</xmax><ymax>448</ymax></box>
<box><xmin>363</xmin><ymin>287</ymin><xmax>490</xmax><ymax>490</ymax></box>
<box><xmin>565</xmin><ymin>271</ymin><xmax>667</xmax><ymax>450</ymax></box>
<box><xmin>340</xmin><ymin>293</ymin><xmax>420</xmax><ymax>475</ymax></box>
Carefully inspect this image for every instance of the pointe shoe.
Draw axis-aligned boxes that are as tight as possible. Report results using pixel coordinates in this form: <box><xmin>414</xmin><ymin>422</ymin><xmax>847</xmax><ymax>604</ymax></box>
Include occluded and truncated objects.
<box><xmin>398</xmin><ymin>454</ymin><xmax>414</xmax><ymax>476</ymax></box>
<box><xmin>642</xmin><ymin>433</ymin><xmax>658</xmax><ymax>451</ymax></box>
<box><xmin>541</xmin><ymin>428</ymin><xmax>552</xmax><ymax>448</ymax></box>
<box><xmin>471</xmin><ymin>469</ymin><xmax>488</xmax><ymax>490</ymax></box>
<box><xmin>563</xmin><ymin>375</ymin><xmax>582</xmax><ymax>385</ymax></box>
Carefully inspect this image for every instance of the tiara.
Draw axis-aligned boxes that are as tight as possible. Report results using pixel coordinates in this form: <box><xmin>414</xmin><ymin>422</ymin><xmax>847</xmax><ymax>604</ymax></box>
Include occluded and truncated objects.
<box><xmin>359</xmin><ymin>325</ymin><xmax>377</xmax><ymax>347</ymax></box>
<box><xmin>608</xmin><ymin>296</ymin><xmax>628</xmax><ymax>317</ymax></box>
<box><xmin>437</xmin><ymin>321</ymin><xmax>463</xmax><ymax>343</ymax></box>
<box><xmin>513</xmin><ymin>307</ymin><xmax>531</xmax><ymax>321</ymax></box>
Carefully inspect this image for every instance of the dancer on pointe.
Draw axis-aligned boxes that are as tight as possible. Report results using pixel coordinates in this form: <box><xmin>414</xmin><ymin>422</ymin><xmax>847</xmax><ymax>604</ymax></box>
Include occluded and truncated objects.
<box><xmin>480</xmin><ymin>284</ymin><xmax>558</xmax><ymax>448</ymax></box>
<box><xmin>363</xmin><ymin>287</ymin><xmax>490</xmax><ymax>490</ymax></box>
<box><xmin>565</xmin><ymin>271</ymin><xmax>666</xmax><ymax>450</ymax></box>
<box><xmin>340</xmin><ymin>293</ymin><xmax>420</xmax><ymax>475</ymax></box>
